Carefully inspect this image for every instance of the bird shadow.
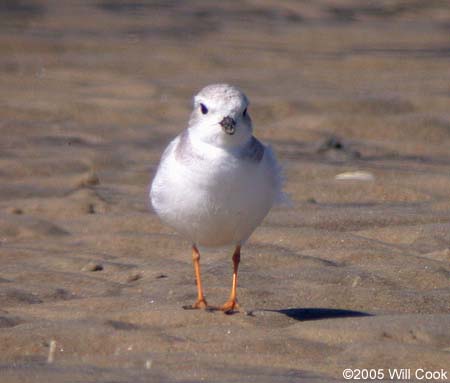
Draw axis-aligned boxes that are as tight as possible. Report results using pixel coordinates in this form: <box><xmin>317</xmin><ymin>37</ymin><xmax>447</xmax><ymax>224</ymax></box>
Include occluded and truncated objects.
<box><xmin>248</xmin><ymin>307</ymin><xmax>373</xmax><ymax>321</ymax></box>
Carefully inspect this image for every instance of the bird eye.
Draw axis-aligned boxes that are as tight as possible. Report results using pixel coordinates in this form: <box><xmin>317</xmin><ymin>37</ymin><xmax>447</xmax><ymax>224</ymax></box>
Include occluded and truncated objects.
<box><xmin>243</xmin><ymin>107</ymin><xmax>247</xmax><ymax>117</ymax></box>
<box><xmin>200</xmin><ymin>103</ymin><xmax>208</xmax><ymax>115</ymax></box>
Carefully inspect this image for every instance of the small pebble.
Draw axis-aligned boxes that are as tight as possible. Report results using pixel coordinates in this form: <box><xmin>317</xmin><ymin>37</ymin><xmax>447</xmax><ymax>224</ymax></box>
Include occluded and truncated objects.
<box><xmin>352</xmin><ymin>276</ymin><xmax>362</xmax><ymax>288</ymax></box>
<box><xmin>7</xmin><ymin>207</ymin><xmax>23</xmax><ymax>215</ymax></box>
<box><xmin>335</xmin><ymin>171</ymin><xmax>375</xmax><ymax>181</ymax></box>
<box><xmin>127</xmin><ymin>273</ymin><xmax>142</xmax><ymax>282</ymax></box>
<box><xmin>47</xmin><ymin>340</ymin><xmax>56</xmax><ymax>363</ymax></box>
<box><xmin>87</xmin><ymin>203</ymin><xmax>95</xmax><ymax>214</ymax></box>
<box><xmin>82</xmin><ymin>262</ymin><xmax>103</xmax><ymax>272</ymax></box>
<box><xmin>78</xmin><ymin>172</ymin><xmax>100</xmax><ymax>187</ymax></box>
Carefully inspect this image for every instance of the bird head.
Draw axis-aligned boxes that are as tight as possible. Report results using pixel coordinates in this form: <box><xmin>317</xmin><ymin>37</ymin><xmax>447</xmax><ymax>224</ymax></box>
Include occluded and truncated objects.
<box><xmin>188</xmin><ymin>84</ymin><xmax>253</xmax><ymax>148</ymax></box>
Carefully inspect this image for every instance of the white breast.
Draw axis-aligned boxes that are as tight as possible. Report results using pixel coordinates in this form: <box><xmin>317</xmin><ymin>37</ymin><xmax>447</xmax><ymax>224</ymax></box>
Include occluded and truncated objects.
<box><xmin>150</xmin><ymin>134</ymin><xmax>280</xmax><ymax>247</ymax></box>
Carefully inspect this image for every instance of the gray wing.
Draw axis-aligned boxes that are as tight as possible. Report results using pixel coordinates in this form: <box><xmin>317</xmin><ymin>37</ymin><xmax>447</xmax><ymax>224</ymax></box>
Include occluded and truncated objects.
<box><xmin>262</xmin><ymin>141</ymin><xmax>291</xmax><ymax>206</ymax></box>
<box><xmin>239</xmin><ymin>136</ymin><xmax>265</xmax><ymax>163</ymax></box>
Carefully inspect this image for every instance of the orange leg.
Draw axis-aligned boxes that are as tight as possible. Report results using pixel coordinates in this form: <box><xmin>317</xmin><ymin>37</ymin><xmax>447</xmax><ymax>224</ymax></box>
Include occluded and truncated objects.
<box><xmin>220</xmin><ymin>245</ymin><xmax>241</xmax><ymax>313</ymax></box>
<box><xmin>186</xmin><ymin>245</ymin><xmax>207</xmax><ymax>309</ymax></box>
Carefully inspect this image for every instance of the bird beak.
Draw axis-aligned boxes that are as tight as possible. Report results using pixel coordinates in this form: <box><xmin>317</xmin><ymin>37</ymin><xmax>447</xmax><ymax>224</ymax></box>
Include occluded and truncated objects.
<box><xmin>219</xmin><ymin>116</ymin><xmax>236</xmax><ymax>135</ymax></box>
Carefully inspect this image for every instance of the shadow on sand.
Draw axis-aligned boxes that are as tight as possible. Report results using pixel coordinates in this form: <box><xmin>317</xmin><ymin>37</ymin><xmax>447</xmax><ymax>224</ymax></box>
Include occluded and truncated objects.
<box><xmin>248</xmin><ymin>308</ymin><xmax>373</xmax><ymax>321</ymax></box>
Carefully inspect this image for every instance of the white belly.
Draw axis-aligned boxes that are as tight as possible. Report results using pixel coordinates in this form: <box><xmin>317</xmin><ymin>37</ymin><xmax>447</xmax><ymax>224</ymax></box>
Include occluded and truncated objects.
<box><xmin>150</xmin><ymin>138</ymin><xmax>277</xmax><ymax>247</ymax></box>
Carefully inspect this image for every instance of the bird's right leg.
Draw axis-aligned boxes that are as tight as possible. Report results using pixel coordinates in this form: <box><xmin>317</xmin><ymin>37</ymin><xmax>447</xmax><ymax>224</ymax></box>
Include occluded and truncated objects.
<box><xmin>184</xmin><ymin>244</ymin><xmax>208</xmax><ymax>309</ymax></box>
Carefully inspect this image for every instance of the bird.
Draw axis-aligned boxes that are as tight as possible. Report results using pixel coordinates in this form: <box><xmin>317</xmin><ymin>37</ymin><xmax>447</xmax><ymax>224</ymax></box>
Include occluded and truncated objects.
<box><xmin>150</xmin><ymin>84</ymin><xmax>283</xmax><ymax>313</ymax></box>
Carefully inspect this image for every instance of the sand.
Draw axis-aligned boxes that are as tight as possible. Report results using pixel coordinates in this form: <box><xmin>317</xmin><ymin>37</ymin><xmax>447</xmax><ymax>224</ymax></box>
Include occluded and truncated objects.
<box><xmin>0</xmin><ymin>1</ymin><xmax>449</xmax><ymax>382</ymax></box>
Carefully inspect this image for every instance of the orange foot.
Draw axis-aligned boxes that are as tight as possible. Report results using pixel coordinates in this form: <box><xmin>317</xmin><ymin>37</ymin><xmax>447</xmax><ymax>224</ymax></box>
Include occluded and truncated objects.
<box><xmin>220</xmin><ymin>300</ymin><xmax>239</xmax><ymax>314</ymax></box>
<box><xmin>183</xmin><ymin>298</ymin><xmax>208</xmax><ymax>310</ymax></box>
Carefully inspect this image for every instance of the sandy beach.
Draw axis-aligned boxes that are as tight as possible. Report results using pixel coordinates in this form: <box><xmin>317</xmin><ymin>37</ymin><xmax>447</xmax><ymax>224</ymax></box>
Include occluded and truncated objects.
<box><xmin>1</xmin><ymin>1</ymin><xmax>449</xmax><ymax>382</ymax></box>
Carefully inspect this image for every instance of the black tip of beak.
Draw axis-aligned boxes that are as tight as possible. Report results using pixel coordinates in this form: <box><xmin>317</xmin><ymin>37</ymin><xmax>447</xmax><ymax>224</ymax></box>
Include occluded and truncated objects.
<box><xmin>220</xmin><ymin>116</ymin><xmax>236</xmax><ymax>135</ymax></box>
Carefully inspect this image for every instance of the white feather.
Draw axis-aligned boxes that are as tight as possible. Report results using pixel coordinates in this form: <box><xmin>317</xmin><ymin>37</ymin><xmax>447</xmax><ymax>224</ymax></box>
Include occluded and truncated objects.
<box><xmin>150</xmin><ymin>84</ymin><xmax>283</xmax><ymax>247</ymax></box>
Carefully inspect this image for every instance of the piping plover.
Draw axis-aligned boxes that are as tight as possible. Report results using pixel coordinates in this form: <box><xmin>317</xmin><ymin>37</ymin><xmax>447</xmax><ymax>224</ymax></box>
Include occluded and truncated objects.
<box><xmin>150</xmin><ymin>84</ymin><xmax>283</xmax><ymax>313</ymax></box>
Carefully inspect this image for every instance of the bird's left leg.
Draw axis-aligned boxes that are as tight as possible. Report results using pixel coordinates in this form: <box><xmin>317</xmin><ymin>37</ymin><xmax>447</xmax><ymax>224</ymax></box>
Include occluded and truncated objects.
<box><xmin>220</xmin><ymin>245</ymin><xmax>240</xmax><ymax>313</ymax></box>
